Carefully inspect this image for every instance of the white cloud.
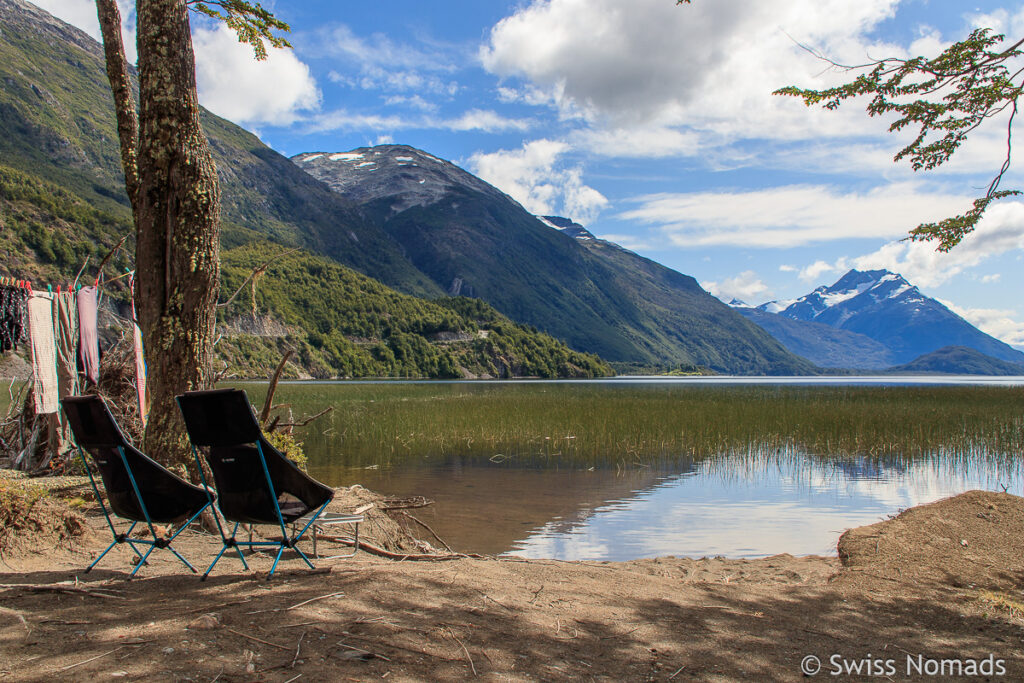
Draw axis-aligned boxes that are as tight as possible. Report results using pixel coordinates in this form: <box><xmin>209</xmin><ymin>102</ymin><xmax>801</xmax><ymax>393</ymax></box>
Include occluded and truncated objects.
<box><xmin>446</xmin><ymin>109</ymin><xmax>531</xmax><ymax>133</ymax></box>
<box><xmin>193</xmin><ymin>25</ymin><xmax>321</xmax><ymax>126</ymax></box>
<box><xmin>851</xmin><ymin>201</ymin><xmax>1024</xmax><ymax>287</ymax></box>
<box><xmin>469</xmin><ymin>140</ymin><xmax>609</xmax><ymax>223</ymax></box>
<box><xmin>938</xmin><ymin>301</ymin><xmax>1024</xmax><ymax>348</ymax></box>
<box><xmin>314</xmin><ymin>24</ymin><xmax>460</xmax><ymax>97</ymax></box>
<box><xmin>307</xmin><ymin>108</ymin><xmax>530</xmax><ymax>135</ymax></box>
<box><xmin>798</xmin><ymin>260</ymin><xmax>839</xmax><ymax>283</ymax></box>
<box><xmin>701</xmin><ymin>270</ymin><xmax>771</xmax><ymax>304</ymax></box>
<box><xmin>482</xmin><ymin>0</ymin><xmax>902</xmax><ymax>142</ymax></box>
<box><xmin>619</xmin><ymin>183</ymin><xmax>973</xmax><ymax>248</ymax></box>
<box><xmin>33</xmin><ymin>0</ymin><xmax>137</xmax><ymax>61</ymax></box>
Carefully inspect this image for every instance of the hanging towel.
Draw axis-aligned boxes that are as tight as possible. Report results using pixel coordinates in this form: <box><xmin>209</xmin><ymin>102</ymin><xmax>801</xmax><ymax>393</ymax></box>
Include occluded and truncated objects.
<box><xmin>77</xmin><ymin>285</ymin><xmax>100</xmax><ymax>385</ymax></box>
<box><xmin>28</xmin><ymin>292</ymin><xmax>59</xmax><ymax>414</ymax></box>
<box><xmin>51</xmin><ymin>291</ymin><xmax>79</xmax><ymax>449</ymax></box>
<box><xmin>53</xmin><ymin>291</ymin><xmax>79</xmax><ymax>399</ymax></box>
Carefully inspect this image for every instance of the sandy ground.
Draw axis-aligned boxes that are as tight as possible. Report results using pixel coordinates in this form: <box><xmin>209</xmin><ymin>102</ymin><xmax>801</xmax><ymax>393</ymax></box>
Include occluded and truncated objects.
<box><xmin>1</xmin><ymin>481</ymin><xmax>1023</xmax><ymax>682</ymax></box>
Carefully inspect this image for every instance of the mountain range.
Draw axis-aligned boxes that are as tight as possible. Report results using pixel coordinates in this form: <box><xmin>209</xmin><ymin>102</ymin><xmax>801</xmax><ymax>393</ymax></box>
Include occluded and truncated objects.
<box><xmin>733</xmin><ymin>269</ymin><xmax>1024</xmax><ymax>371</ymax></box>
<box><xmin>3</xmin><ymin>0</ymin><xmax>1019</xmax><ymax>378</ymax></box>
<box><xmin>0</xmin><ymin>0</ymin><xmax>814</xmax><ymax>376</ymax></box>
<box><xmin>291</xmin><ymin>146</ymin><xmax>813</xmax><ymax>374</ymax></box>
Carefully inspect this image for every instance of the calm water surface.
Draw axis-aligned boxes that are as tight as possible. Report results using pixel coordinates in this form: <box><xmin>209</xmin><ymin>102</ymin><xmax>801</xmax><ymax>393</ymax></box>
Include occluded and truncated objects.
<box><xmin>239</xmin><ymin>378</ymin><xmax>1024</xmax><ymax>560</ymax></box>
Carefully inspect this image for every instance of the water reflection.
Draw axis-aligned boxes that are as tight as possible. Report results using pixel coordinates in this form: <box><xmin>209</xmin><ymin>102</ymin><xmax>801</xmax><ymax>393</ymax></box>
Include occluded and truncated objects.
<box><xmin>321</xmin><ymin>451</ymin><xmax>1022</xmax><ymax>561</ymax></box>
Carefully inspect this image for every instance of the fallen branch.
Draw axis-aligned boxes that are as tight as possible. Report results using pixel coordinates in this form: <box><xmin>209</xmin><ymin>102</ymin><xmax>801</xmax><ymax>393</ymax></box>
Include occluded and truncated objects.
<box><xmin>399</xmin><ymin>511</ymin><xmax>454</xmax><ymax>553</ymax></box>
<box><xmin>58</xmin><ymin>647</ymin><xmax>124</xmax><ymax>672</ymax></box>
<box><xmin>4</xmin><ymin>584</ymin><xmax>125</xmax><ymax>600</ymax></box>
<box><xmin>225</xmin><ymin>627</ymin><xmax>291</xmax><ymax>651</ymax></box>
<box><xmin>447</xmin><ymin>627</ymin><xmax>477</xmax><ymax>677</ymax></box>
<box><xmin>316</xmin><ymin>535</ymin><xmax>482</xmax><ymax>562</ymax></box>
<box><xmin>272</xmin><ymin>407</ymin><xmax>333</xmax><ymax>430</ymax></box>
<box><xmin>287</xmin><ymin>591</ymin><xmax>345</xmax><ymax>611</ymax></box>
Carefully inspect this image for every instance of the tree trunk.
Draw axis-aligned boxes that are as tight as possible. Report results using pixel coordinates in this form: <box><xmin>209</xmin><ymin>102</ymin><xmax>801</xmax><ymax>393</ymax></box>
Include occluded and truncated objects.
<box><xmin>133</xmin><ymin>0</ymin><xmax>221</xmax><ymax>472</ymax></box>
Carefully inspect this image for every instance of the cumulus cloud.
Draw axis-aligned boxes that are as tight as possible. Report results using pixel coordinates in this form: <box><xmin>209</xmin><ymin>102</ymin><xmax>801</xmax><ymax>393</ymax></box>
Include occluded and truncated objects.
<box><xmin>701</xmin><ymin>271</ymin><xmax>771</xmax><ymax>304</ymax></box>
<box><xmin>851</xmin><ymin>202</ymin><xmax>1024</xmax><ymax>287</ymax></box>
<box><xmin>469</xmin><ymin>140</ymin><xmax>610</xmax><ymax>223</ymax></box>
<box><xmin>772</xmin><ymin>201</ymin><xmax>1024</xmax><ymax>290</ymax></box>
<box><xmin>314</xmin><ymin>24</ymin><xmax>460</xmax><ymax>97</ymax></box>
<box><xmin>192</xmin><ymin>25</ymin><xmax>321</xmax><ymax>126</ymax></box>
<box><xmin>481</xmin><ymin>0</ymin><xmax>905</xmax><ymax>147</ymax></box>
<box><xmin>619</xmin><ymin>182</ymin><xmax>973</xmax><ymax>248</ymax></box>
<box><xmin>798</xmin><ymin>260</ymin><xmax>840</xmax><ymax>282</ymax></box>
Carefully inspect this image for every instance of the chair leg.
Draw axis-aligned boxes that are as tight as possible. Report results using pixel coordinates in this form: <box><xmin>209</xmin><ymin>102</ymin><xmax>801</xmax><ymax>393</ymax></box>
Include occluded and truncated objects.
<box><xmin>85</xmin><ymin>539</ymin><xmax>119</xmax><ymax>573</ymax></box>
<box><xmin>267</xmin><ymin>545</ymin><xmax>287</xmax><ymax>579</ymax></box>
<box><xmin>202</xmin><ymin>544</ymin><xmax>230</xmax><ymax>581</ymax></box>
<box><xmin>168</xmin><ymin>546</ymin><xmax>198</xmax><ymax>573</ymax></box>
<box><xmin>292</xmin><ymin>545</ymin><xmax>316</xmax><ymax>570</ymax></box>
<box><xmin>129</xmin><ymin>544</ymin><xmax>157</xmax><ymax>578</ymax></box>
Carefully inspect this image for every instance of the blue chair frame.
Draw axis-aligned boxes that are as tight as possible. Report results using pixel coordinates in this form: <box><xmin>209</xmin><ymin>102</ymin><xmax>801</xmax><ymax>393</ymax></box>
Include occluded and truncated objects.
<box><xmin>188</xmin><ymin>440</ymin><xmax>330</xmax><ymax>580</ymax></box>
<box><xmin>62</xmin><ymin>395</ymin><xmax>211</xmax><ymax>578</ymax></box>
<box><xmin>176</xmin><ymin>389</ymin><xmax>334</xmax><ymax>580</ymax></box>
<box><xmin>78</xmin><ymin>445</ymin><xmax>208</xmax><ymax>577</ymax></box>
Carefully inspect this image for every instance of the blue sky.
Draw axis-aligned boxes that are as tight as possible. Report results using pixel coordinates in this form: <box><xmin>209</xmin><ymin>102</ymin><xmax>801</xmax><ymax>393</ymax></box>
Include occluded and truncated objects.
<box><xmin>34</xmin><ymin>0</ymin><xmax>1024</xmax><ymax>347</ymax></box>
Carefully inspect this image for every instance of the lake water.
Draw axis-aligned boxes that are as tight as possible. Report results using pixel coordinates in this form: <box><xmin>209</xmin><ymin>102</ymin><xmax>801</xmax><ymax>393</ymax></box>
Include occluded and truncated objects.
<box><xmin>241</xmin><ymin>378</ymin><xmax>1024</xmax><ymax>561</ymax></box>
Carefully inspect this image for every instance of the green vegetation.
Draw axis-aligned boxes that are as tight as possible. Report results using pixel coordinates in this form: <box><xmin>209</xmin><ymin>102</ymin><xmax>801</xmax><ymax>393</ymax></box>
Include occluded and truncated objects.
<box><xmin>887</xmin><ymin>346</ymin><xmax>1024</xmax><ymax>376</ymax></box>
<box><xmin>218</xmin><ymin>243</ymin><xmax>613</xmax><ymax>379</ymax></box>
<box><xmin>236</xmin><ymin>383</ymin><xmax>1024</xmax><ymax>476</ymax></box>
<box><xmin>0</xmin><ymin>165</ymin><xmax>133</xmax><ymax>283</ymax></box>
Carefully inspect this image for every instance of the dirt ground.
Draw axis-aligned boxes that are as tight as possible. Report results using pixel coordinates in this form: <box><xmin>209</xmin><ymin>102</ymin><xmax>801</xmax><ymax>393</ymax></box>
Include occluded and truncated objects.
<box><xmin>1</xmin><ymin>479</ymin><xmax>1023</xmax><ymax>682</ymax></box>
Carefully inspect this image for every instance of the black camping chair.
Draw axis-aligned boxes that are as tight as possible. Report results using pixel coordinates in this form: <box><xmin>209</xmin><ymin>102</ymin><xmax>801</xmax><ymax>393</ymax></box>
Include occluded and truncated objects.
<box><xmin>175</xmin><ymin>388</ymin><xmax>334</xmax><ymax>580</ymax></box>
<box><xmin>61</xmin><ymin>395</ymin><xmax>211</xmax><ymax>578</ymax></box>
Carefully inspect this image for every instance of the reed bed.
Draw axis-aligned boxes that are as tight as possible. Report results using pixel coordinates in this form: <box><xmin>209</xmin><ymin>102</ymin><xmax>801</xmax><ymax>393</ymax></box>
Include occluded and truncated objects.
<box><xmin>237</xmin><ymin>382</ymin><xmax>1024</xmax><ymax>472</ymax></box>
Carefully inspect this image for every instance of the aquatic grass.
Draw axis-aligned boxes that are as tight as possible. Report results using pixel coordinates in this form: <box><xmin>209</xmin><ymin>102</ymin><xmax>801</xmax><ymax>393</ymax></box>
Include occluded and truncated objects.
<box><xmin>232</xmin><ymin>383</ymin><xmax>1024</xmax><ymax>480</ymax></box>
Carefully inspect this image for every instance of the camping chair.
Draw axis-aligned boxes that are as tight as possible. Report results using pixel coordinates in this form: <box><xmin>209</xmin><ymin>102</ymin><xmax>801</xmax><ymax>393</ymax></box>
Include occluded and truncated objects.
<box><xmin>175</xmin><ymin>388</ymin><xmax>334</xmax><ymax>580</ymax></box>
<box><xmin>61</xmin><ymin>395</ymin><xmax>211</xmax><ymax>578</ymax></box>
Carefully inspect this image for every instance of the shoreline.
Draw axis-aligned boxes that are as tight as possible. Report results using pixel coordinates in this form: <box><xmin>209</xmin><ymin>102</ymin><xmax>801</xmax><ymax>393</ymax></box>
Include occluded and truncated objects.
<box><xmin>1</xmin><ymin>480</ymin><xmax>1022</xmax><ymax>680</ymax></box>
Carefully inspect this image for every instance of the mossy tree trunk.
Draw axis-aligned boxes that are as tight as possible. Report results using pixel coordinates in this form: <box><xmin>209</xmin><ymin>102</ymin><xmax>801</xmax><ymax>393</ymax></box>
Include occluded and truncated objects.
<box><xmin>96</xmin><ymin>0</ymin><xmax>220</xmax><ymax>472</ymax></box>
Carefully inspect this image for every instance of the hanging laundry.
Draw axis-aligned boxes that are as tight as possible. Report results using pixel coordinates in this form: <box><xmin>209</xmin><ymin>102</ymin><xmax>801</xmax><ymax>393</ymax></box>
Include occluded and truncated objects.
<box><xmin>77</xmin><ymin>285</ymin><xmax>100</xmax><ymax>385</ymax></box>
<box><xmin>0</xmin><ymin>285</ymin><xmax>29</xmax><ymax>352</ymax></box>
<box><xmin>28</xmin><ymin>292</ymin><xmax>59</xmax><ymax>414</ymax></box>
<box><xmin>52</xmin><ymin>290</ymin><xmax>78</xmax><ymax>398</ymax></box>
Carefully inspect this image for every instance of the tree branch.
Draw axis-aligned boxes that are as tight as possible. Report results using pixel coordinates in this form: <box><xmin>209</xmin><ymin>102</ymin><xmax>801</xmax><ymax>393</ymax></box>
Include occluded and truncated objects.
<box><xmin>95</xmin><ymin>0</ymin><xmax>140</xmax><ymax>207</ymax></box>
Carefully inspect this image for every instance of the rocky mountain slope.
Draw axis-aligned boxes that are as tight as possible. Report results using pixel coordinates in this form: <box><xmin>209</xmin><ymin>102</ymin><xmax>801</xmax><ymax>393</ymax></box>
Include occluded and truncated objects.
<box><xmin>753</xmin><ymin>270</ymin><xmax>1024</xmax><ymax>366</ymax></box>
<box><xmin>294</xmin><ymin>148</ymin><xmax>815</xmax><ymax>374</ymax></box>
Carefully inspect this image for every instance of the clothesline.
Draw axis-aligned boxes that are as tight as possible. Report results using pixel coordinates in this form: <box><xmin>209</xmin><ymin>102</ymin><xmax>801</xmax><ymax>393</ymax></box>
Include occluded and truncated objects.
<box><xmin>1</xmin><ymin>275</ymin><xmax>147</xmax><ymax>428</ymax></box>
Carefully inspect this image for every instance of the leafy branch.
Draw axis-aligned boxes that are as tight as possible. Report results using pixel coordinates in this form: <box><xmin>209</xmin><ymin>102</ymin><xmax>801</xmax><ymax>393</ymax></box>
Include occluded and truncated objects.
<box><xmin>186</xmin><ymin>0</ymin><xmax>291</xmax><ymax>60</ymax></box>
<box><xmin>775</xmin><ymin>28</ymin><xmax>1023</xmax><ymax>251</ymax></box>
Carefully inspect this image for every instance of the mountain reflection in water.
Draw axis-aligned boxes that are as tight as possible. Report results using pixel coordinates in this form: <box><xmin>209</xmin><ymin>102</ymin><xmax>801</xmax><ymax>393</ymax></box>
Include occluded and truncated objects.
<box><xmin>312</xmin><ymin>451</ymin><xmax>1021</xmax><ymax>560</ymax></box>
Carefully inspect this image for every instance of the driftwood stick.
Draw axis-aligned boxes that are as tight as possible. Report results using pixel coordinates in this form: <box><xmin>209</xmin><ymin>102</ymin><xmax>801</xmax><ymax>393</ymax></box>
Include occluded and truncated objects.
<box><xmin>273</xmin><ymin>407</ymin><xmax>333</xmax><ymax>430</ymax></box>
<box><xmin>339</xmin><ymin>631</ymin><xmax>456</xmax><ymax>662</ymax></box>
<box><xmin>58</xmin><ymin>647</ymin><xmax>125</xmax><ymax>672</ymax></box>
<box><xmin>286</xmin><ymin>591</ymin><xmax>345</xmax><ymax>611</ymax></box>
<box><xmin>225</xmin><ymin>628</ymin><xmax>291</xmax><ymax>651</ymax></box>
<box><xmin>447</xmin><ymin>627</ymin><xmax>477</xmax><ymax>676</ymax></box>
<box><xmin>399</xmin><ymin>511</ymin><xmax>454</xmax><ymax>553</ymax></box>
<box><xmin>260</xmin><ymin>350</ymin><xmax>294</xmax><ymax>425</ymax></box>
<box><xmin>316</xmin><ymin>535</ymin><xmax>483</xmax><ymax>561</ymax></box>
